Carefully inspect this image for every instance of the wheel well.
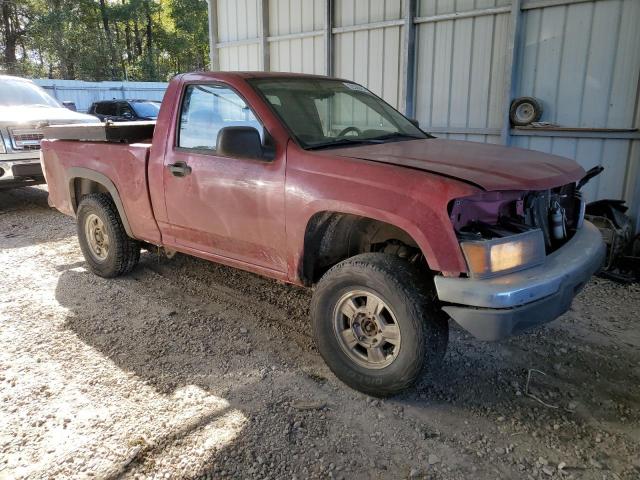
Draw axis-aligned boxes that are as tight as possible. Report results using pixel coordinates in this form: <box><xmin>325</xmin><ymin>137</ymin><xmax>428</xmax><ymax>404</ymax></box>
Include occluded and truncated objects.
<box><xmin>69</xmin><ymin>175</ymin><xmax>134</xmax><ymax>238</ymax></box>
<box><xmin>71</xmin><ymin>177</ymin><xmax>110</xmax><ymax>211</ymax></box>
<box><xmin>301</xmin><ymin>212</ymin><xmax>426</xmax><ymax>285</ymax></box>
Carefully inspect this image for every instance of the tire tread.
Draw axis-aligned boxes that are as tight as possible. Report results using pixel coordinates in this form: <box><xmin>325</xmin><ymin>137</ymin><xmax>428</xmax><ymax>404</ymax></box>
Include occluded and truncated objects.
<box><xmin>77</xmin><ymin>193</ymin><xmax>140</xmax><ymax>278</ymax></box>
<box><xmin>311</xmin><ymin>253</ymin><xmax>448</xmax><ymax>396</ymax></box>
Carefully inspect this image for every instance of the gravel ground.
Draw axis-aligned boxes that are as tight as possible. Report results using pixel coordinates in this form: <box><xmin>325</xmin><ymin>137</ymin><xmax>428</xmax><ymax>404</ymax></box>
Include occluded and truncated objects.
<box><xmin>1</xmin><ymin>185</ymin><xmax>639</xmax><ymax>480</ymax></box>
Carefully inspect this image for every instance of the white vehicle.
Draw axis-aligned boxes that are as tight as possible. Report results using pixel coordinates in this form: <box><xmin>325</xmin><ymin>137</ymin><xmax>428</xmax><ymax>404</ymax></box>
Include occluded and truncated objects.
<box><xmin>0</xmin><ymin>75</ymin><xmax>96</xmax><ymax>189</ymax></box>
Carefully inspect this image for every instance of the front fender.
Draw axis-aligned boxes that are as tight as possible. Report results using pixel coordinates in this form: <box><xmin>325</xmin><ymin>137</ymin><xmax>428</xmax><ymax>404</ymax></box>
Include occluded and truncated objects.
<box><xmin>285</xmin><ymin>148</ymin><xmax>480</xmax><ymax>282</ymax></box>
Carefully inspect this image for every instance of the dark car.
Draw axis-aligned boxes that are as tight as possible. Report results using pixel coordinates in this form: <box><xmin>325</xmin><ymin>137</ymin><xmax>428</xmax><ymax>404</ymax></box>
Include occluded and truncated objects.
<box><xmin>88</xmin><ymin>99</ymin><xmax>161</xmax><ymax>122</ymax></box>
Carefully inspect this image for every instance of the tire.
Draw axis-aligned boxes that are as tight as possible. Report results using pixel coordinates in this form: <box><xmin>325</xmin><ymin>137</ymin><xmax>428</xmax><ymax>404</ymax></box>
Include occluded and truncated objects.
<box><xmin>76</xmin><ymin>193</ymin><xmax>140</xmax><ymax>278</ymax></box>
<box><xmin>509</xmin><ymin>96</ymin><xmax>543</xmax><ymax>126</ymax></box>
<box><xmin>311</xmin><ymin>253</ymin><xmax>449</xmax><ymax>397</ymax></box>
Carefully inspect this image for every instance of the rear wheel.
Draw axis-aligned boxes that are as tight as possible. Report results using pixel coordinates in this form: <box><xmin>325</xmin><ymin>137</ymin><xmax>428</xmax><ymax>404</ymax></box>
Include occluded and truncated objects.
<box><xmin>311</xmin><ymin>253</ymin><xmax>448</xmax><ymax>396</ymax></box>
<box><xmin>77</xmin><ymin>193</ymin><xmax>140</xmax><ymax>278</ymax></box>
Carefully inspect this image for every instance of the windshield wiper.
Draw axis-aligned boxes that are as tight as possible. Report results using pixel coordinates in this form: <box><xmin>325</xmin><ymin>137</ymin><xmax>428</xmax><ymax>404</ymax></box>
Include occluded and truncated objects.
<box><xmin>306</xmin><ymin>138</ymin><xmax>384</xmax><ymax>150</ymax></box>
<box><xmin>307</xmin><ymin>132</ymin><xmax>425</xmax><ymax>150</ymax></box>
<box><xmin>369</xmin><ymin>132</ymin><xmax>424</xmax><ymax>142</ymax></box>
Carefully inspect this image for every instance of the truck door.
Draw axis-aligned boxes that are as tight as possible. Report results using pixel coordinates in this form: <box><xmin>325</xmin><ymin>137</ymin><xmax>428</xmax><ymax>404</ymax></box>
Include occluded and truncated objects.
<box><xmin>162</xmin><ymin>82</ymin><xmax>287</xmax><ymax>273</ymax></box>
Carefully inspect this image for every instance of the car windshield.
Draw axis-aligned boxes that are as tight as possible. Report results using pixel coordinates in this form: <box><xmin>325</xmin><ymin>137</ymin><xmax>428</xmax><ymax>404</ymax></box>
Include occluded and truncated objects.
<box><xmin>0</xmin><ymin>79</ymin><xmax>61</xmax><ymax>108</ymax></box>
<box><xmin>131</xmin><ymin>101</ymin><xmax>161</xmax><ymax>118</ymax></box>
<box><xmin>248</xmin><ymin>77</ymin><xmax>427</xmax><ymax>149</ymax></box>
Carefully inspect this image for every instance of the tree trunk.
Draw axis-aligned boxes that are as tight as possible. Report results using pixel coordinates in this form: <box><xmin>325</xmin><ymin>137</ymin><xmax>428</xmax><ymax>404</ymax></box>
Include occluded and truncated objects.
<box><xmin>144</xmin><ymin>0</ymin><xmax>154</xmax><ymax>80</ymax></box>
<box><xmin>125</xmin><ymin>21</ymin><xmax>133</xmax><ymax>62</ymax></box>
<box><xmin>50</xmin><ymin>0</ymin><xmax>72</xmax><ymax>79</ymax></box>
<box><xmin>121</xmin><ymin>0</ymin><xmax>132</xmax><ymax>63</ymax></box>
<box><xmin>2</xmin><ymin>2</ymin><xmax>19</xmax><ymax>73</ymax></box>
<box><xmin>98</xmin><ymin>0</ymin><xmax>118</xmax><ymax>79</ymax></box>
<box><xmin>133</xmin><ymin>19</ymin><xmax>143</xmax><ymax>57</ymax></box>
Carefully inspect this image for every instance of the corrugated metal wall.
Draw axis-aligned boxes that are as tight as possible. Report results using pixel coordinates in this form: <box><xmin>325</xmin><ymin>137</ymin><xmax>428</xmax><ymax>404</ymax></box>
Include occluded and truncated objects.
<box><xmin>333</xmin><ymin>0</ymin><xmax>404</xmax><ymax>108</ymax></box>
<box><xmin>217</xmin><ymin>0</ymin><xmax>262</xmax><ymax>70</ymax></box>
<box><xmin>269</xmin><ymin>0</ymin><xmax>325</xmax><ymax>74</ymax></box>
<box><xmin>34</xmin><ymin>79</ymin><xmax>168</xmax><ymax>113</ymax></box>
<box><xmin>513</xmin><ymin>0</ymin><xmax>640</xmax><ymax>207</ymax></box>
<box><xmin>415</xmin><ymin>0</ymin><xmax>510</xmax><ymax>144</ymax></box>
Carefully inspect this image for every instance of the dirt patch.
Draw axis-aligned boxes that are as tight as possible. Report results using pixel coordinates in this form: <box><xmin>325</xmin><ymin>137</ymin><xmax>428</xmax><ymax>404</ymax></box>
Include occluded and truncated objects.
<box><xmin>1</xmin><ymin>186</ymin><xmax>639</xmax><ymax>479</ymax></box>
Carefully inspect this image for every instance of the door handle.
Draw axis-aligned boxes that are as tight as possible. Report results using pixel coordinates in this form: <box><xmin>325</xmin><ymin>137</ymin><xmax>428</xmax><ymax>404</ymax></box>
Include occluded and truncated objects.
<box><xmin>168</xmin><ymin>161</ymin><xmax>192</xmax><ymax>177</ymax></box>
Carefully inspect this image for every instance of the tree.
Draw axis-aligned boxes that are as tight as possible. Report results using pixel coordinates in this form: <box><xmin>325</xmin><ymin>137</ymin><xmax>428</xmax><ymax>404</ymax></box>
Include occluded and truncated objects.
<box><xmin>0</xmin><ymin>0</ymin><xmax>210</xmax><ymax>81</ymax></box>
<box><xmin>1</xmin><ymin>0</ymin><xmax>29</xmax><ymax>74</ymax></box>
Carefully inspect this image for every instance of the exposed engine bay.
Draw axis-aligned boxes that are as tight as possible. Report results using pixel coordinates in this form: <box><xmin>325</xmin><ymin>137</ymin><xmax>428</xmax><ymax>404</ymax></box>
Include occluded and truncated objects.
<box><xmin>448</xmin><ymin>166</ymin><xmax>605</xmax><ymax>278</ymax></box>
<box><xmin>450</xmin><ymin>183</ymin><xmax>586</xmax><ymax>254</ymax></box>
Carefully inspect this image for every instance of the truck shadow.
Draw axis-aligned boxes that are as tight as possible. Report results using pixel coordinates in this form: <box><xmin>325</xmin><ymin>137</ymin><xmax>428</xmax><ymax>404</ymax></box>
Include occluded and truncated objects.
<box><xmin>54</xmin><ymin>257</ymin><xmax>640</xmax><ymax>478</ymax></box>
<box><xmin>0</xmin><ymin>185</ymin><xmax>75</xmax><ymax>249</ymax></box>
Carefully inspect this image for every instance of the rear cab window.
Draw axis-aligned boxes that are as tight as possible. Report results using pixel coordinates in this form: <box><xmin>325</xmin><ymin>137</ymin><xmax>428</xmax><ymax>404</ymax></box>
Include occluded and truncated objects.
<box><xmin>96</xmin><ymin>102</ymin><xmax>117</xmax><ymax>116</ymax></box>
<box><xmin>177</xmin><ymin>84</ymin><xmax>263</xmax><ymax>152</ymax></box>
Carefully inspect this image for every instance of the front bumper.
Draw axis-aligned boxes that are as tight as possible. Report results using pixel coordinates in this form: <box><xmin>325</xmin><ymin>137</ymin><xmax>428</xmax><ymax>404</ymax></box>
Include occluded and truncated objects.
<box><xmin>0</xmin><ymin>153</ymin><xmax>45</xmax><ymax>187</ymax></box>
<box><xmin>434</xmin><ymin>221</ymin><xmax>606</xmax><ymax>341</ymax></box>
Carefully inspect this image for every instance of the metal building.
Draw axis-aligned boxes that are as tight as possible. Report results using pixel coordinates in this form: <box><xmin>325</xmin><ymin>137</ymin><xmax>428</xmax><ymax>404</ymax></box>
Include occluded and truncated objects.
<box><xmin>207</xmin><ymin>0</ymin><xmax>640</xmax><ymax>225</ymax></box>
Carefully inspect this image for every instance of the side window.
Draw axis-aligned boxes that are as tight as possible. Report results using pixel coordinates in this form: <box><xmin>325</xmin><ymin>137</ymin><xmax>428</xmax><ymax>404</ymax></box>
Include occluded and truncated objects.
<box><xmin>178</xmin><ymin>84</ymin><xmax>263</xmax><ymax>151</ymax></box>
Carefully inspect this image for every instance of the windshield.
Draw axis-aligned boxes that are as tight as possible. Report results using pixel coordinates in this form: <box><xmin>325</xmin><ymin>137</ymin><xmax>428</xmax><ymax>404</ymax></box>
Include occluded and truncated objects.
<box><xmin>248</xmin><ymin>78</ymin><xmax>427</xmax><ymax>149</ymax></box>
<box><xmin>131</xmin><ymin>101</ymin><xmax>161</xmax><ymax>118</ymax></box>
<box><xmin>0</xmin><ymin>79</ymin><xmax>61</xmax><ymax>108</ymax></box>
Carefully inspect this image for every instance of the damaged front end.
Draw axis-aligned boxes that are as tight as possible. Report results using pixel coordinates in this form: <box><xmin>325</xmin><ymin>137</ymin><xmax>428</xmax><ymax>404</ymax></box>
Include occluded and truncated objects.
<box><xmin>433</xmin><ymin>174</ymin><xmax>606</xmax><ymax>341</ymax></box>
<box><xmin>449</xmin><ymin>183</ymin><xmax>586</xmax><ymax>279</ymax></box>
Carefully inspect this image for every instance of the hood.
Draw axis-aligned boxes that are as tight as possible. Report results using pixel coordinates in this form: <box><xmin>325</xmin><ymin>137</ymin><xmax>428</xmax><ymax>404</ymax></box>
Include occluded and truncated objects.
<box><xmin>323</xmin><ymin>138</ymin><xmax>585</xmax><ymax>191</ymax></box>
<box><xmin>0</xmin><ymin>106</ymin><xmax>96</xmax><ymax>127</ymax></box>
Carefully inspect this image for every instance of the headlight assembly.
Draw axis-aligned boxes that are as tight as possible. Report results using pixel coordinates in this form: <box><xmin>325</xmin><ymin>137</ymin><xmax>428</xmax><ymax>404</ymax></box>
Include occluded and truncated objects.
<box><xmin>460</xmin><ymin>229</ymin><xmax>545</xmax><ymax>278</ymax></box>
<box><xmin>0</xmin><ymin>132</ymin><xmax>6</xmax><ymax>154</ymax></box>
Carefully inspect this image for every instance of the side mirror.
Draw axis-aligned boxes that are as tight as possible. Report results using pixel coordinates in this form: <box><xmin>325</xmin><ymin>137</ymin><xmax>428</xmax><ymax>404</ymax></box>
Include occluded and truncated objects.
<box><xmin>217</xmin><ymin>126</ymin><xmax>274</xmax><ymax>160</ymax></box>
<box><xmin>122</xmin><ymin>111</ymin><xmax>134</xmax><ymax>120</ymax></box>
<box><xmin>408</xmin><ymin>118</ymin><xmax>420</xmax><ymax>128</ymax></box>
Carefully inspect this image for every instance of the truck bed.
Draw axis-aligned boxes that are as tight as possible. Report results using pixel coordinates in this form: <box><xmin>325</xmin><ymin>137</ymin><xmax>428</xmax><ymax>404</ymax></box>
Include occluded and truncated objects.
<box><xmin>41</xmin><ymin>138</ymin><xmax>162</xmax><ymax>245</ymax></box>
<box><xmin>42</xmin><ymin>121</ymin><xmax>155</xmax><ymax>144</ymax></box>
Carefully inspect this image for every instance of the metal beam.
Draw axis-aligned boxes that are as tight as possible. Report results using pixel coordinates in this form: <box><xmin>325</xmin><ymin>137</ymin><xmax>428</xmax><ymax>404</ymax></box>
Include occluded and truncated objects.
<box><xmin>206</xmin><ymin>0</ymin><xmax>219</xmax><ymax>70</ymax></box>
<box><xmin>414</xmin><ymin>6</ymin><xmax>511</xmax><ymax>24</ymax></box>
<box><xmin>427</xmin><ymin>127</ymin><xmax>502</xmax><ymax>135</ymax></box>
<box><xmin>267</xmin><ymin>30</ymin><xmax>325</xmax><ymax>42</ymax></box>
<box><xmin>402</xmin><ymin>0</ymin><xmax>417</xmax><ymax>117</ymax></box>
<box><xmin>510</xmin><ymin>128</ymin><xmax>640</xmax><ymax>140</ymax></box>
<box><xmin>331</xmin><ymin>19</ymin><xmax>405</xmax><ymax>35</ymax></box>
<box><xmin>522</xmin><ymin>0</ymin><xmax>593</xmax><ymax>10</ymax></box>
<box><xmin>325</xmin><ymin>0</ymin><xmax>333</xmax><ymax>76</ymax></box>
<box><xmin>260</xmin><ymin>0</ymin><xmax>270</xmax><ymax>71</ymax></box>
<box><xmin>216</xmin><ymin>38</ymin><xmax>261</xmax><ymax>49</ymax></box>
<box><xmin>500</xmin><ymin>0</ymin><xmax>523</xmax><ymax>145</ymax></box>
<box><xmin>217</xmin><ymin>30</ymin><xmax>328</xmax><ymax>53</ymax></box>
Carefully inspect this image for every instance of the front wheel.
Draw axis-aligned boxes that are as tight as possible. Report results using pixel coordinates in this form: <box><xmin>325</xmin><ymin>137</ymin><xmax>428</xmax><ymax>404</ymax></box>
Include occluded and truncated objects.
<box><xmin>311</xmin><ymin>253</ymin><xmax>448</xmax><ymax>396</ymax></box>
<box><xmin>77</xmin><ymin>193</ymin><xmax>140</xmax><ymax>278</ymax></box>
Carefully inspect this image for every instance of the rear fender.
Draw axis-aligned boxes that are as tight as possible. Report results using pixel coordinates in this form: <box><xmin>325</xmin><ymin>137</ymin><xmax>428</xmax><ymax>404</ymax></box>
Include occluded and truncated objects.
<box><xmin>67</xmin><ymin>167</ymin><xmax>134</xmax><ymax>238</ymax></box>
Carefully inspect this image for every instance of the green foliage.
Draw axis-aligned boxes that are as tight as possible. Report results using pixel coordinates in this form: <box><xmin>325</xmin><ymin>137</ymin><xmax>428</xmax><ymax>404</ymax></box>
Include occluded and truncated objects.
<box><xmin>0</xmin><ymin>0</ymin><xmax>210</xmax><ymax>81</ymax></box>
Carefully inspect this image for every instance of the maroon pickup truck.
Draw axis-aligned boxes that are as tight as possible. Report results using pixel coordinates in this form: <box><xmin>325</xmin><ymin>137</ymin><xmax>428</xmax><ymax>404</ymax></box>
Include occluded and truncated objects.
<box><xmin>41</xmin><ymin>72</ymin><xmax>605</xmax><ymax>396</ymax></box>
